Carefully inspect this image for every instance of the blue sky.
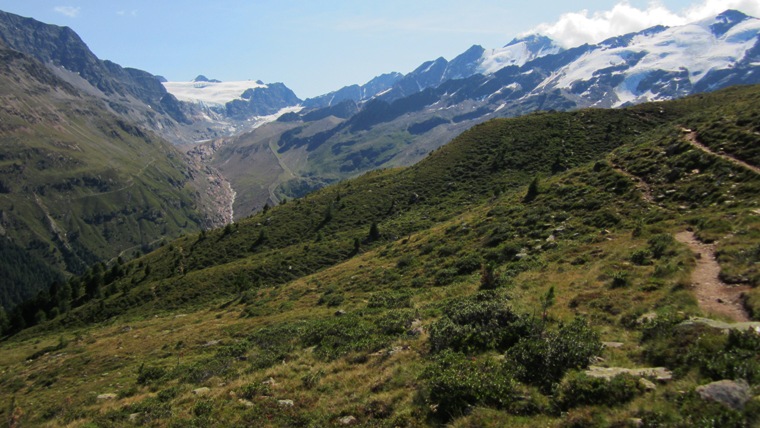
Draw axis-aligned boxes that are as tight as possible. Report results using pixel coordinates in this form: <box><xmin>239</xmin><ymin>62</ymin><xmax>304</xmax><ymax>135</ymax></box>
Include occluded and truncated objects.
<box><xmin>0</xmin><ymin>0</ymin><xmax>758</xmax><ymax>98</ymax></box>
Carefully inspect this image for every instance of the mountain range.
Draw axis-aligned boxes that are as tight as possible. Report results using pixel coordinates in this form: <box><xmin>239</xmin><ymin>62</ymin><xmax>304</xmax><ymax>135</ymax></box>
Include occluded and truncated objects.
<box><xmin>194</xmin><ymin>10</ymin><xmax>760</xmax><ymax>218</ymax></box>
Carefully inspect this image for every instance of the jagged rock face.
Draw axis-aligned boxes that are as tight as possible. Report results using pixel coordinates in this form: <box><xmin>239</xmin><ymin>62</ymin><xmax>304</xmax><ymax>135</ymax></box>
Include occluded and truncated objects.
<box><xmin>225</xmin><ymin>83</ymin><xmax>301</xmax><ymax>119</ymax></box>
<box><xmin>303</xmin><ymin>72</ymin><xmax>404</xmax><ymax>109</ymax></box>
<box><xmin>0</xmin><ymin>11</ymin><xmax>186</xmax><ymax>123</ymax></box>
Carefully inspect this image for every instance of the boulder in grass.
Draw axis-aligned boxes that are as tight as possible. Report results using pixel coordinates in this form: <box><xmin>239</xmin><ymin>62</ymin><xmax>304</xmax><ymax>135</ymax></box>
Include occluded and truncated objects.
<box><xmin>696</xmin><ymin>379</ymin><xmax>751</xmax><ymax>410</ymax></box>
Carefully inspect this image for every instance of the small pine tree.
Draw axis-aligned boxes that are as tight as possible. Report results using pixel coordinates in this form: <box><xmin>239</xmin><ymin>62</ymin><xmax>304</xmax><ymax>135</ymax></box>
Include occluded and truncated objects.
<box><xmin>541</xmin><ymin>286</ymin><xmax>555</xmax><ymax>321</ymax></box>
<box><xmin>255</xmin><ymin>228</ymin><xmax>268</xmax><ymax>246</ymax></box>
<box><xmin>0</xmin><ymin>307</ymin><xmax>9</xmax><ymax>335</ymax></box>
<box><xmin>523</xmin><ymin>175</ymin><xmax>540</xmax><ymax>203</ymax></box>
<box><xmin>368</xmin><ymin>222</ymin><xmax>380</xmax><ymax>241</ymax></box>
<box><xmin>353</xmin><ymin>238</ymin><xmax>361</xmax><ymax>254</ymax></box>
<box><xmin>323</xmin><ymin>204</ymin><xmax>333</xmax><ymax>223</ymax></box>
<box><xmin>34</xmin><ymin>309</ymin><xmax>47</xmax><ymax>325</ymax></box>
<box><xmin>479</xmin><ymin>263</ymin><xmax>499</xmax><ymax>290</ymax></box>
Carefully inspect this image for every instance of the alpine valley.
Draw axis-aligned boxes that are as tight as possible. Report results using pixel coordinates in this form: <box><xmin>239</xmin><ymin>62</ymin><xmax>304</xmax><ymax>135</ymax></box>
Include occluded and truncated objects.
<box><xmin>0</xmin><ymin>7</ymin><xmax>759</xmax><ymax>428</ymax></box>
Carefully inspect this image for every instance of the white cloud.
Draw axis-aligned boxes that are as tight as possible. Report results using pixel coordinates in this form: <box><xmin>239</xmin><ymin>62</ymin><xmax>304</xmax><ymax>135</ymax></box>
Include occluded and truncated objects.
<box><xmin>526</xmin><ymin>0</ymin><xmax>760</xmax><ymax>47</ymax></box>
<box><xmin>53</xmin><ymin>6</ymin><xmax>80</xmax><ymax>18</ymax></box>
<box><xmin>117</xmin><ymin>10</ymin><xmax>138</xmax><ymax>17</ymax></box>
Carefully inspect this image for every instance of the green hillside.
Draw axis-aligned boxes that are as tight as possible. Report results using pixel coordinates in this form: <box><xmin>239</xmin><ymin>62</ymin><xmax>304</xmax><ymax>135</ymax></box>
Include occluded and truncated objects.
<box><xmin>0</xmin><ymin>48</ymin><xmax>229</xmax><ymax>309</ymax></box>
<box><xmin>1</xmin><ymin>85</ymin><xmax>759</xmax><ymax>427</ymax></box>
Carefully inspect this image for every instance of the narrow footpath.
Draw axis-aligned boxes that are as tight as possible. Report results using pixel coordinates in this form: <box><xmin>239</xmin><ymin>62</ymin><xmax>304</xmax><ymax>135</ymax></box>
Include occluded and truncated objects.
<box><xmin>675</xmin><ymin>231</ymin><xmax>751</xmax><ymax>322</ymax></box>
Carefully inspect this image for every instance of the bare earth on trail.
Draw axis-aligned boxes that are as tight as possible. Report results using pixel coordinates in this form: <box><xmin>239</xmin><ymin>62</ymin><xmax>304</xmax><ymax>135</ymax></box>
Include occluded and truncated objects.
<box><xmin>683</xmin><ymin>130</ymin><xmax>760</xmax><ymax>175</ymax></box>
<box><xmin>675</xmin><ymin>231</ymin><xmax>751</xmax><ymax>322</ymax></box>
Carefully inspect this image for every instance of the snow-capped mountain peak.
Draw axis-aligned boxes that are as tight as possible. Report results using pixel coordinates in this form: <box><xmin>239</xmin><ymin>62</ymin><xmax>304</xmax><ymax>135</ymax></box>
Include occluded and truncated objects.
<box><xmin>528</xmin><ymin>9</ymin><xmax>760</xmax><ymax>107</ymax></box>
<box><xmin>706</xmin><ymin>9</ymin><xmax>750</xmax><ymax>37</ymax></box>
<box><xmin>478</xmin><ymin>34</ymin><xmax>562</xmax><ymax>74</ymax></box>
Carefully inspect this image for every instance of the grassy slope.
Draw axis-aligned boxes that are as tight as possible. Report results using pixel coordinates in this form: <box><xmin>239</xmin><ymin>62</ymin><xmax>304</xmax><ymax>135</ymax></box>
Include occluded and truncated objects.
<box><xmin>1</xmin><ymin>85</ymin><xmax>759</xmax><ymax>427</ymax></box>
<box><xmin>0</xmin><ymin>48</ymin><xmax>218</xmax><ymax>307</ymax></box>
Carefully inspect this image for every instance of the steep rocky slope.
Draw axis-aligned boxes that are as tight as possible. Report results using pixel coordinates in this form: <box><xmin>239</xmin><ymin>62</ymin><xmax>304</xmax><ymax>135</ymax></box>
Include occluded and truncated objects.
<box><xmin>0</xmin><ymin>46</ymin><xmax>231</xmax><ymax>308</ymax></box>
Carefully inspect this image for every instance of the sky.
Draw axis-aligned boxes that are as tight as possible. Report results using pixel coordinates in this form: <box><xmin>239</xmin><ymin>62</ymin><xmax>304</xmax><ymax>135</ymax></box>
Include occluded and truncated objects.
<box><xmin>0</xmin><ymin>0</ymin><xmax>759</xmax><ymax>98</ymax></box>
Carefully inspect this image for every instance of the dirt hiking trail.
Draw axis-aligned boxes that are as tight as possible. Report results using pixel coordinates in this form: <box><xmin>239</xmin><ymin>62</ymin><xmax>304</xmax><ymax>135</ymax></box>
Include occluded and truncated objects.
<box><xmin>675</xmin><ymin>231</ymin><xmax>751</xmax><ymax>322</ymax></box>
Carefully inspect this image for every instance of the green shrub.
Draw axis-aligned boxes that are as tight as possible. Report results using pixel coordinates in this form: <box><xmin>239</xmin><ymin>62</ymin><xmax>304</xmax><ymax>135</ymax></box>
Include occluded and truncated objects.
<box><xmin>239</xmin><ymin>382</ymin><xmax>271</xmax><ymax>399</ymax></box>
<box><xmin>375</xmin><ymin>309</ymin><xmax>416</xmax><ymax>335</ymax></box>
<box><xmin>429</xmin><ymin>293</ymin><xmax>529</xmax><ymax>353</ymax></box>
<box><xmin>454</xmin><ymin>254</ymin><xmax>482</xmax><ymax>275</ymax></box>
<box><xmin>423</xmin><ymin>351</ymin><xmax>516</xmax><ymax>420</ymax></box>
<box><xmin>318</xmin><ymin>287</ymin><xmax>345</xmax><ymax>307</ymax></box>
<box><xmin>193</xmin><ymin>400</ymin><xmax>213</xmax><ymax>418</ymax></box>
<box><xmin>396</xmin><ymin>255</ymin><xmax>414</xmax><ymax>269</ymax></box>
<box><xmin>433</xmin><ymin>267</ymin><xmax>460</xmax><ymax>286</ymax></box>
<box><xmin>367</xmin><ymin>290</ymin><xmax>412</xmax><ymax>309</ymax></box>
<box><xmin>555</xmin><ymin>372</ymin><xmax>642</xmax><ymax>409</ymax></box>
<box><xmin>690</xmin><ymin>329</ymin><xmax>760</xmax><ymax>384</ymax></box>
<box><xmin>630</xmin><ymin>249</ymin><xmax>652</xmax><ymax>265</ymax></box>
<box><xmin>137</xmin><ymin>364</ymin><xmax>167</xmax><ymax>385</ymax></box>
<box><xmin>216</xmin><ymin>340</ymin><xmax>250</xmax><ymax>359</ymax></box>
<box><xmin>639</xmin><ymin>315</ymin><xmax>759</xmax><ymax>382</ymax></box>
<box><xmin>302</xmin><ymin>314</ymin><xmax>389</xmax><ymax>360</ymax></box>
<box><xmin>156</xmin><ymin>386</ymin><xmax>179</xmax><ymax>403</ymax></box>
<box><xmin>610</xmin><ymin>270</ymin><xmax>629</xmax><ymax>288</ymax></box>
<box><xmin>507</xmin><ymin>317</ymin><xmax>602</xmax><ymax>391</ymax></box>
<box><xmin>648</xmin><ymin>233</ymin><xmax>675</xmax><ymax>259</ymax></box>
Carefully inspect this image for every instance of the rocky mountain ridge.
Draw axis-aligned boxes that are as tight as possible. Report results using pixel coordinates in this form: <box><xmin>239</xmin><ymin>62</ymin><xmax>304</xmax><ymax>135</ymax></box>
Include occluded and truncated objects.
<box><xmin>208</xmin><ymin>9</ymin><xmax>760</xmax><ymax>218</ymax></box>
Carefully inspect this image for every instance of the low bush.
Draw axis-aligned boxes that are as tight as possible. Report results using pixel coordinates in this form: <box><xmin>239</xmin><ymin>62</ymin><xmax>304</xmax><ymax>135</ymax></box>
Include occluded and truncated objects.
<box><xmin>318</xmin><ymin>287</ymin><xmax>345</xmax><ymax>307</ymax></box>
<box><xmin>246</xmin><ymin>322</ymin><xmax>302</xmax><ymax>368</ymax></box>
<box><xmin>507</xmin><ymin>317</ymin><xmax>602</xmax><ymax>391</ymax></box>
<box><xmin>689</xmin><ymin>329</ymin><xmax>760</xmax><ymax>384</ymax></box>
<box><xmin>648</xmin><ymin>233</ymin><xmax>675</xmax><ymax>259</ymax></box>
<box><xmin>302</xmin><ymin>314</ymin><xmax>390</xmax><ymax>360</ymax></box>
<box><xmin>180</xmin><ymin>357</ymin><xmax>235</xmax><ymax>384</ymax></box>
<box><xmin>630</xmin><ymin>249</ymin><xmax>652</xmax><ymax>265</ymax></box>
<box><xmin>367</xmin><ymin>290</ymin><xmax>412</xmax><ymax>309</ymax></box>
<box><xmin>423</xmin><ymin>351</ymin><xmax>516</xmax><ymax>420</ymax></box>
<box><xmin>428</xmin><ymin>293</ymin><xmax>529</xmax><ymax>354</ymax></box>
<box><xmin>137</xmin><ymin>364</ymin><xmax>167</xmax><ymax>385</ymax></box>
<box><xmin>555</xmin><ymin>372</ymin><xmax>642</xmax><ymax>410</ymax></box>
<box><xmin>433</xmin><ymin>267</ymin><xmax>460</xmax><ymax>286</ymax></box>
<box><xmin>375</xmin><ymin>309</ymin><xmax>416</xmax><ymax>335</ymax></box>
<box><xmin>454</xmin><ymin>254</ymin><xmax>482</xmax><ymax>275</ymax></box>
<box><xmin>239</xmin><ymin>382</ymin><xmax>271</xmax><ymax>399</ymax></box>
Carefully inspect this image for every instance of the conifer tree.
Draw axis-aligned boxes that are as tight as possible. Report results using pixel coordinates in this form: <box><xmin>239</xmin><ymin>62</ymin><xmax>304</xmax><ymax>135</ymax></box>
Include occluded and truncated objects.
<box><xmin>523</xmin><ymin>175</ymin><xmax>540</xmax><ymax>203</ymax></box>
<box><xmin>368</xmin><ymin>222</ymin><xmax>380</xmax><ymax>241</ymax></box>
